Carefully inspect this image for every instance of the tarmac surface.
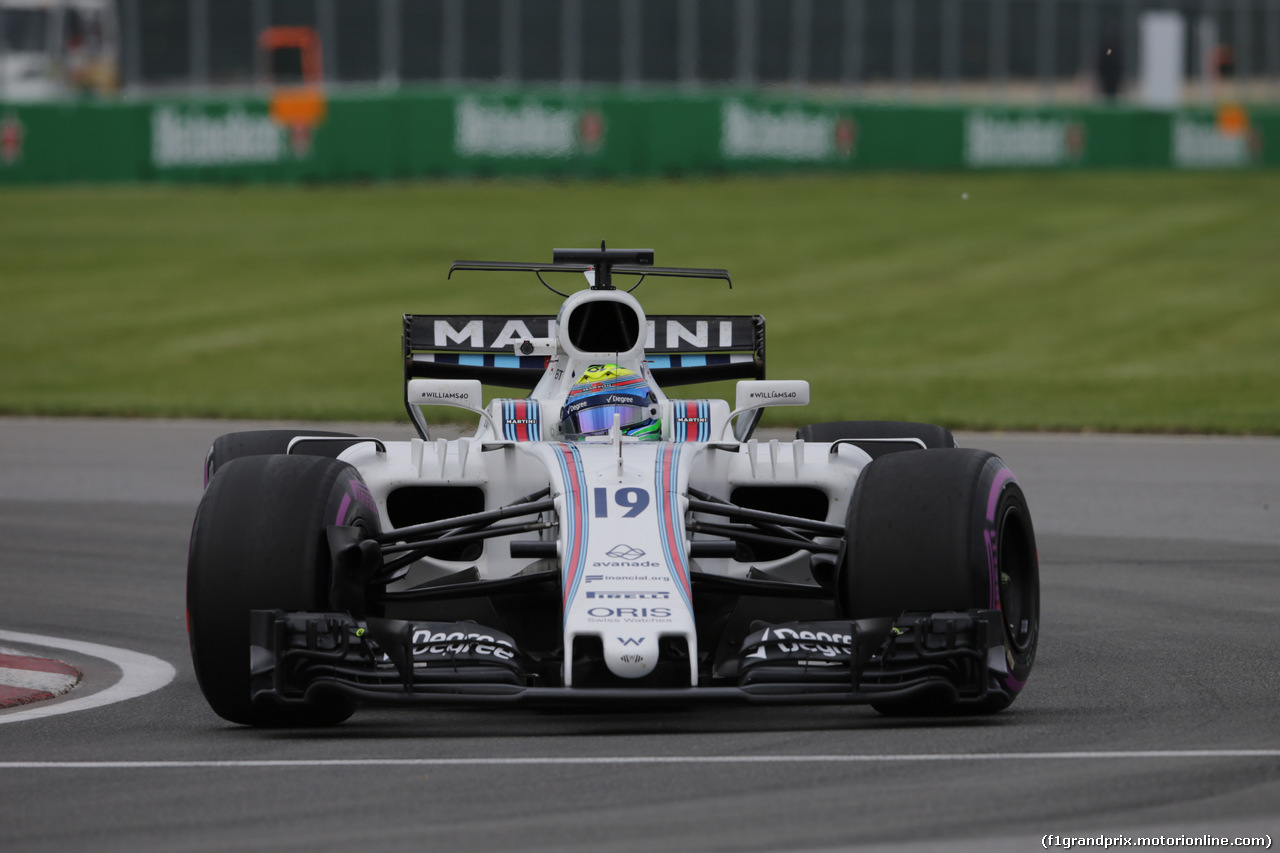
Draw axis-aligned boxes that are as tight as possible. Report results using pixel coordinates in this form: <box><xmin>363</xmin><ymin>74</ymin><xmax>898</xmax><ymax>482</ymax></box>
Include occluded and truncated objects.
<box><xmin>1</xmin><ymin>417</ymin><xmax>1277</xmax><ymax>852</ymax></box>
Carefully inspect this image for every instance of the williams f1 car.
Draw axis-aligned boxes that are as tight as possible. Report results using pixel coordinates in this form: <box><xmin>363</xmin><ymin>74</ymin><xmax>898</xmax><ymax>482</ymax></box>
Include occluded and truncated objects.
<box><xmin>187</xmin><ymin>245</ymin><xmax>1040</xmax><ymax>726</ymax></box>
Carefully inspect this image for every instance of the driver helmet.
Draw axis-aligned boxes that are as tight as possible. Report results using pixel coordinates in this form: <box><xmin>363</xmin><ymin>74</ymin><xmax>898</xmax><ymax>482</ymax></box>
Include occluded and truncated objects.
<box><xmin>561</xmin><ymin>364</ymin><xmax>661</xmax><ymax>440</ymax></box>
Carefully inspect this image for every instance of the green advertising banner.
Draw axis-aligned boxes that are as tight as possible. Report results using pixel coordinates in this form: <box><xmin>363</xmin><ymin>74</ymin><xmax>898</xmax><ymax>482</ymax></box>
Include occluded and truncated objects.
<box><xmin>0</xmin><ymin>101</ymin><xmax>147</xmax><ymax>182</ymax></box>
<box><xmin>1</xmin><ymin>89</ymin><xmax>1277</xmax><ymax>185</ymax></box>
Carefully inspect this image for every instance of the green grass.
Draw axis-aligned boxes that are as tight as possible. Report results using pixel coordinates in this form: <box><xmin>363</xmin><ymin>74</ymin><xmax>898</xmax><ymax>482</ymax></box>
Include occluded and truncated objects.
<box><xmin>2</xmin><ymin>172</ymin><xmax>1278</xmax><ymax>433</ymax></box>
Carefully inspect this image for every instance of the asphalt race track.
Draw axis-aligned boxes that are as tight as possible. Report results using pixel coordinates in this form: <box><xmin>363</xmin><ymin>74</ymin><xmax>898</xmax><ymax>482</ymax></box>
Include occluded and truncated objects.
<box><xmin>1</xmin><ymin>417</ymin><xmax>1277</xmax><ymax>852</ymax></box>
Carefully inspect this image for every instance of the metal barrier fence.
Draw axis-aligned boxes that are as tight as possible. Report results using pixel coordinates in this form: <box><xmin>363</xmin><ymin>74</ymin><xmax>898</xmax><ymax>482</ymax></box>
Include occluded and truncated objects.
<box><xmin>119</xmin><ymin>0</ymin><xmax>1279</xmax><ymax>103</ymax></box>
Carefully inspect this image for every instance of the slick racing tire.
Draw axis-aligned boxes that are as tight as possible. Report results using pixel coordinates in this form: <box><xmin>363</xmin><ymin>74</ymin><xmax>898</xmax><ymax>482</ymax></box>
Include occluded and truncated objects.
<box><xmin>203</xmin><ymin>429</ymin><xmax>358</xmax><ymax>486</ymax></box>
<box><xmin>840</xmin><ymin>448</ymin><xmax>1039</xmax><ymax>715</ymax></box>
<box><xmin>188</xmin><ymin>455</ymin><xmax>380</xmax><ymax>727</ymax></box>
<box><xmin>795</xmin><ymin>421</ymin><xmax>956</xmax><ymax>459</ymax></box>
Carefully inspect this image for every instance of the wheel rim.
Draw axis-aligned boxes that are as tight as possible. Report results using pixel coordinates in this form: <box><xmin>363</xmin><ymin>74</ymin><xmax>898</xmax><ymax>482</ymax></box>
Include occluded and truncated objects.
<box><xmin>997</xmin><ymin>503</ymin><xmax>1038</xmax><ymax>655</ymax></box>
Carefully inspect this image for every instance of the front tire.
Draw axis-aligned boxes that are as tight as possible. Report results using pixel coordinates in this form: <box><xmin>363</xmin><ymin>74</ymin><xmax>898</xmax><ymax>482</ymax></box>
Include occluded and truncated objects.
<box><xmin>187</xmin><ymin>454</ymin><xmax>380</xmax><ymax>726</ymax></box>
<box><xmin>840</xmin><ymin>448</ymin><xmax>1039</xmax><ymax>714</ymax></box>
<box><xmin>204</xmin><ymin>429</ymin><xmax>358</xmax><ymax>486</ymax></box>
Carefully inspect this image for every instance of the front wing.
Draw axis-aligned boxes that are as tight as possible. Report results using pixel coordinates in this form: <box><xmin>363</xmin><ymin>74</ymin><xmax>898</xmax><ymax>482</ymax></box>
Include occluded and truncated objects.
<box><xmin>249</xmin><ymin>608</ymin><xmax>1014</xmax><ymax>709</ymax></box>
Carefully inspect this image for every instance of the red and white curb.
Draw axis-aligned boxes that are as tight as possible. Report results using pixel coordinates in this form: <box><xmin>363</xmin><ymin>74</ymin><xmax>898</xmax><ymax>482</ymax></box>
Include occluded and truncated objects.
<box><xmin>0</xmin><ymin>631</ymin><xmax>175</xmax><ymax>724</ymax></box>
<box><xmin>0</xmin><ymin>647</ymin><xmax>82</xmax><ymax>709</ymax></box>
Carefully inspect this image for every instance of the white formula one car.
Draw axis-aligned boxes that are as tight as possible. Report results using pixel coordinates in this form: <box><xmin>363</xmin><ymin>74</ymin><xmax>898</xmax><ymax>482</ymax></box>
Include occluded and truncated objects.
<box><xmin>187</xmin><ymin>245</ymin><xmax>1040</xmax><ymax>726</ymax></box>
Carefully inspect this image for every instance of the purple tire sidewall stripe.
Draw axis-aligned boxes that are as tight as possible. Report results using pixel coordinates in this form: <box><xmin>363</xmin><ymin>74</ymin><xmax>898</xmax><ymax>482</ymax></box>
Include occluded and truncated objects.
<box><xmin>335</xmin><ymin>476</ymin><xmax>378</xmax><ymax>525</ymax></box>
<box><xmin>985</xmin><ymin>466</ymin><xmax>1016</xmax><ymax>609</ymax></box>
<box><xmin>986</xmin><ymin>467</ymin><xmax>1015</xmax><ymax>523</ymax></box>
<box><xmin>984</xmin><ymin>463</ymin><xmax>1029</xmax><ymax>694</ymax></box>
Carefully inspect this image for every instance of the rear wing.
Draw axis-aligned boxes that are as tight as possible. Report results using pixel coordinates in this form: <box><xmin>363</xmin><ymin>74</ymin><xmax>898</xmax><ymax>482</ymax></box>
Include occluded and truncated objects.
<box><xmin>403</xmin><ymin>314</ymin><xmax>766</xmax><ymax>391</ymax></box>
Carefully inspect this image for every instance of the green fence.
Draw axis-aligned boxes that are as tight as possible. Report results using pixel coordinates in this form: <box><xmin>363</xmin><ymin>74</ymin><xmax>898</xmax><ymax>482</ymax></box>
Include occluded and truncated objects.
<box><xmin>2</xmin><ymin>89</ymin><xmax>1277</xmax><ymax>184</ymax></box>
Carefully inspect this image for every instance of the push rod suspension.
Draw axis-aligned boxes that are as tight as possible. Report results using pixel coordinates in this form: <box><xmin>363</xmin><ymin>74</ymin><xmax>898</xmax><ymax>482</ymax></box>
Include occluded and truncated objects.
<box><xmin>375</xmin><ymin>496</ymin><xmax>554</xmax><ymax>545</ymax></box>
<box><xmin>685</xmin><ymin>521</ymin><xmax>842</xmax><ymax>555</ymax></box>
<box><xmin>686</xmin><ymin>489</ymin><xmax>843</xmax><ymax>536</ymax></box>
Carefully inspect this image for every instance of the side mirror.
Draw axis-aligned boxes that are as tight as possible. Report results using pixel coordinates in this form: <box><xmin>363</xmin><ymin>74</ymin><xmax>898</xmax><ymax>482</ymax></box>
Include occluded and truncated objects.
<box><xmin>407</xmin><ymin>378</ymin><xmax>484</xmax><ymax>410</ymax></box>
<box><xmin>406</xmin><ymin>379</ymin><xmax>498</xmax><ymax>436</ymax></box>
<box><xmin>733</xmin><ymin>380</ymin><xmax>810</xmax><ymax>412</ymax></box>
<box><xmin>724</xmin><ymin>380</ymin><xmax>810</xmax><ymax>441</ymax></box>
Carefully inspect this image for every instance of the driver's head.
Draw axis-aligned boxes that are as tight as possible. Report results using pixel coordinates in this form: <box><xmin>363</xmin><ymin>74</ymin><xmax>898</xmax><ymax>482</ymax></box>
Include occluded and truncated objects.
<box><xmin>561</xmin><ymin>364</ymin><xmax>661</xmax><ymax>440</ymax></box>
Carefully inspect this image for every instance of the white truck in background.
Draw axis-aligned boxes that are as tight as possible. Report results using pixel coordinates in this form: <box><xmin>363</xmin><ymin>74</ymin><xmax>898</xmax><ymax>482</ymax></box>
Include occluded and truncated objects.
<box><xmin>0</xmin><ymin>0</ymin><xmax>117</xmax><ymax>100</ymax></box>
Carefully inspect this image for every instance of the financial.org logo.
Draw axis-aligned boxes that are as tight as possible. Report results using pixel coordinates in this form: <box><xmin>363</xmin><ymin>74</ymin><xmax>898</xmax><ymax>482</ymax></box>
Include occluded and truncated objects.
<box><xmin>606</xmin><ymin>544</ymin><xmax>646</xmax><ymax>560</ymax></box>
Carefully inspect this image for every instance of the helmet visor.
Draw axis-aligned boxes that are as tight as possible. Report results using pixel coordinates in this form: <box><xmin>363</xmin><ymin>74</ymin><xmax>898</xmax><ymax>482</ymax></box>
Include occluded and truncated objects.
<box><xmin>565</xmin><ymin>404</ymin><xmax>653</xmax><ymax>437</ymax></box>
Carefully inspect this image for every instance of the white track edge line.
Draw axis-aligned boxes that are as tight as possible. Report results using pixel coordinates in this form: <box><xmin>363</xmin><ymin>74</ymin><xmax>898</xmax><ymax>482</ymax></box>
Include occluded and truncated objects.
<box><xmin>0</xmin><ymin>630</ymin><xmax>176</xmax><ymax>725</ymax></box>
<box><xmin>3</xmin><ymin>751</ymin><xmax>1280</xmax><ymax>769</ymax></box>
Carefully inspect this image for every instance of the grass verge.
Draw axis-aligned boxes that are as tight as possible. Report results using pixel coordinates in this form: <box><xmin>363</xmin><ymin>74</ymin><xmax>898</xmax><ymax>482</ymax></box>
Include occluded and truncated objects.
<box><xmin>2</xmin><ymin>172</ymin><xmax>1277</xmax><ymax>433</ymax></box>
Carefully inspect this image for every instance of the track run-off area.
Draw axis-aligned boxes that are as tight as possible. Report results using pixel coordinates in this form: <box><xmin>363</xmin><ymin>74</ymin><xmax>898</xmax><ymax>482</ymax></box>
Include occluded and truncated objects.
<box><xmin>1</xmin><ymin>417</ymin><xmax>1277</xmax><ymax>852</ymax></box>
